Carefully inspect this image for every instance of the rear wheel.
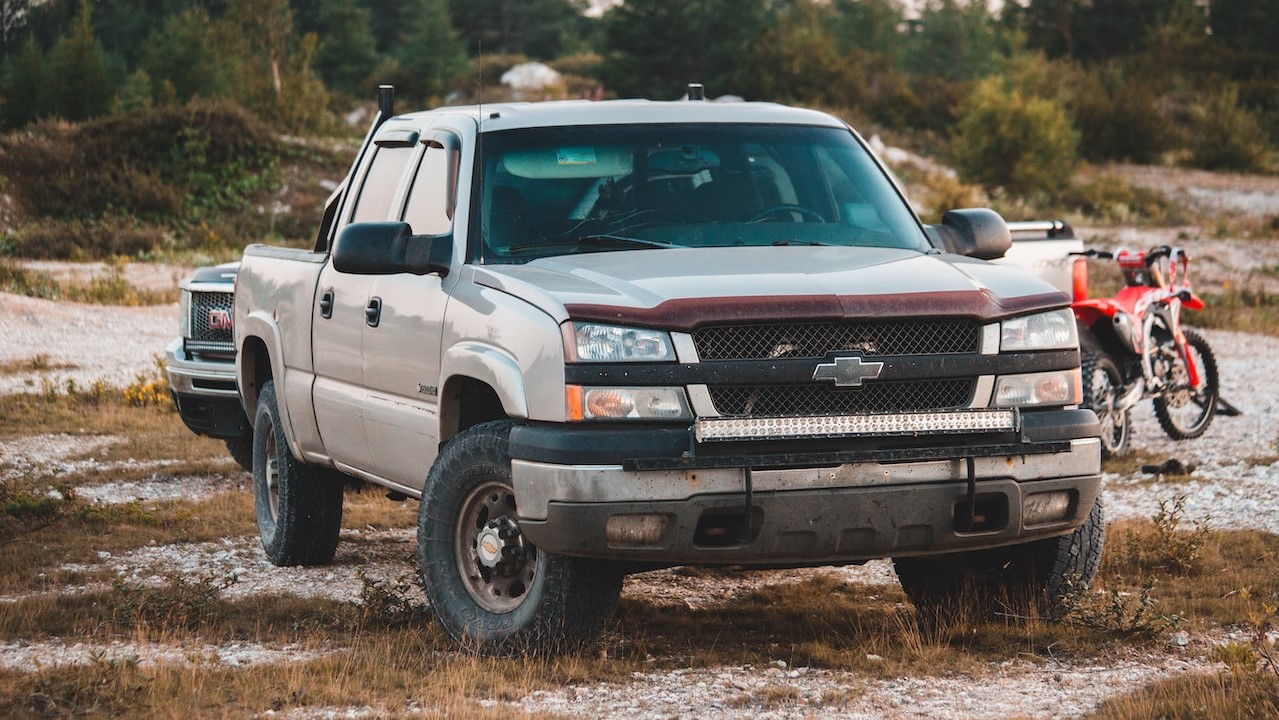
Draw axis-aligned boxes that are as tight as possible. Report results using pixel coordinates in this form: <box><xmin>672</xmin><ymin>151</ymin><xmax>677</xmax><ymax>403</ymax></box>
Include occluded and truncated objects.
<box><xmin>894</xmin><ymin>496</ymin><xmax>1105</xmax><ymax>623</ymax></box>
<box><xmin>252</xmin><ymin>380</ymin><xmax>343</xmax><ymax>566</ymax></box>
<box><xmin>418</xmin><ymin>421</ymin><xmax>623</xmax><ymax>655</ymax></box>
<box><xmin>1081</xmin><ymin>352</ymin><xmax>1130</xmax><ymax>459</ymax></box>
<box><xmin>1154</xmin><ymin>328</ymin><xmax>1218</xmax><ymax>440</ymax></box>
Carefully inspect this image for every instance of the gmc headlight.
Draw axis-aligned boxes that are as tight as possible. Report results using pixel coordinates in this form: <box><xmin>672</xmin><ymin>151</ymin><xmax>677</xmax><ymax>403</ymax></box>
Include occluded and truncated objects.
<box><xmin>1000</xmin><ymin>309</ymin><xmax>1077</xmax><ymax>351</ymax></box>
<box><xmin>566</xmin><ymin>385</ymin><xmax>691</xmax><ymax>421</ymax></box>
<box><xmin>994</xmin><ymin>369</ymin><xmax>1082</xmax><ymax>407</ymax></box>
<box><xmin>566</xmin><ymin>322</ymin><xmax>676</xmax><ymax>362</ymax></box>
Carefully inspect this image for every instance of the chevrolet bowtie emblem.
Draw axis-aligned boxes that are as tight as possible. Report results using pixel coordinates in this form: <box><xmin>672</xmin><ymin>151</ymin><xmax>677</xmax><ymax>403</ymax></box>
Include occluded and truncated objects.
<box><xmin>813</xmin><ymin>356</ymin><xmax>884</xmax><ymax>387</ymax></box>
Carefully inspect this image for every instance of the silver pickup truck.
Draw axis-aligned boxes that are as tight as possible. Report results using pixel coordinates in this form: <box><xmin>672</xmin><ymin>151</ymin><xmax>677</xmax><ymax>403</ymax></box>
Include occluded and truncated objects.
<box><xmin>233</xmin><ymin>87</ymin><xmax>1102</xmax><ymax>654</ymax></box>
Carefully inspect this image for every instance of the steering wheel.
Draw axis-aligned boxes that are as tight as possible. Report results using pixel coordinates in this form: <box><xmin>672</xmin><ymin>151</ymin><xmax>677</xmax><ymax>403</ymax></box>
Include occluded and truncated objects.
<box><xmin>749</xmin><ymin>204</ymin><xmax>824</xmax><ymax>223</ymax></box>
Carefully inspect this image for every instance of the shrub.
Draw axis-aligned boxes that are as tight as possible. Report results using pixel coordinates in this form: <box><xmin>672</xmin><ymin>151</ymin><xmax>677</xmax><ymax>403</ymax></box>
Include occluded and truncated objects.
<box><xmin>10</xmin><ymin>219</ymin><xmax>169</xmax><ymax>260</ymax></box>
<box><xmin>1187</xmin><ymin>85</ymin><xmax>1270</xmax><ymax>172</ymax></box>
<box><xmin>0</xmin><ymin>99</ymin><xmax>280</xmax><ymax>225</ymax></box>
<box><xmin>951</xmin><ymin>76</ymin><xmax>1079</xmax><ymax>198</ymax></box>
<box><xmin>1072</xmin><ymin>62</ymin><xmax>1172</xmax><ymax>163</ymax></box>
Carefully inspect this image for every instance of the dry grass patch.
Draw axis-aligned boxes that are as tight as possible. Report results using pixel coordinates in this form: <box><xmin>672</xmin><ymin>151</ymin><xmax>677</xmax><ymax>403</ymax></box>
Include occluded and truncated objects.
<box><xmin>0</xmin><ymin>615</ymin><xmax>618</xmax><ymax>718</ymax></box>
<box><xmin>0</xmin><ymin>257</ymin><xmax>174</xmax><ymax>306</ymax></box>
<box><xmin>1084</xmin><ymin>671</ymin><xmax>1279</xmax><ymax>719</ymax></box>
<box><xmin>0</xmin><ymin>488</ymin><xmax>255</xmax><ymax>594</ymax></box>
<box><xmin>1096</xmin><ymin>517</ymin><xmax>1279</xmax><ymax>629</ymax></box>
<box><xmin>612</xmin><ymin>573</ymin><xmax>1121</xmax><ymax>677</ymax></box>
<box><xmin>0</xmin><ymin>391</ymin><xmax>229</xmax><ymax>466</ymax></box>
<box><xmin>0</xmin><ymin>354</ymin><xmax>75</xmax><ymax>376</ymax></box>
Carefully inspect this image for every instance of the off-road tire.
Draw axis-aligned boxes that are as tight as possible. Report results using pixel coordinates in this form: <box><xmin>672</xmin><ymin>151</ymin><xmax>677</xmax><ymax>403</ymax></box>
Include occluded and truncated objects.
<box><xmin>252</xmin><ymin>380</ymin><xmax>343</xmax><ymax>566</ymax></box>
<box><xmin>417</xmin><ymin>420</ymin><xmax>623</xmax><ymax>656</ymax></box>
<box><xmin>1081</xmin><ymin>352</ymin><xmax>1130</xmax><ymax>459</ymax></box>
<box><xmin>1154</xmin><ymin>327</ymin><xmax>1218</xmax><ymax>441</ymax></box>
<box><xmin>225</xmin><ymin>434</ymin><xmax>253</xmax><ymax>472</ymax></box>
<box><xmin>894</xmin><ymin>496</ymin><xmax>1105</xmax><ymax>623</ymax></box>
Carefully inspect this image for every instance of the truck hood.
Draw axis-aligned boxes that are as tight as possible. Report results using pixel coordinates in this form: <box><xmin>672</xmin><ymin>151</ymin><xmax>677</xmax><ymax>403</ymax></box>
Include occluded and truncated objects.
<box><xmin>472</xmin><ymin>247</ymin><xmax>1068</xmax><ymax>329</ymax></box>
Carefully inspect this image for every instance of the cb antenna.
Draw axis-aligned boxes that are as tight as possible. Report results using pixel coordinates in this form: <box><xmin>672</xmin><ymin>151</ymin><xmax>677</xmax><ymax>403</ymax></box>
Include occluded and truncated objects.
<box><xmin>476</xmin><ymin>41</ymin><xmax>486</xmax><ymax>263</ymax></box>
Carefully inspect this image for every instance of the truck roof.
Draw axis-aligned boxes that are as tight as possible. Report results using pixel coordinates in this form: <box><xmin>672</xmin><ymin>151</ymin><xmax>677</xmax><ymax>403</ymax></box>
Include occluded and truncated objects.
<box><xmin>393</xmin><ymin>98</ymin><xmax>849</xmax><ymax>133</ymax></box>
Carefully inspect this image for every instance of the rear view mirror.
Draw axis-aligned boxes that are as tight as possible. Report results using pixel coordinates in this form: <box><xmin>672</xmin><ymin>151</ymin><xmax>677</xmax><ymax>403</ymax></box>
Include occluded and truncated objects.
<box><xmin>933</xmin><ymin>208</ymin><xmax>1012</xmax><ymax>260</ymax></box>
<box><xmin>332</xmin><ymin>221</ymin><xmax>451</xmax><ymax>276</ymax></box>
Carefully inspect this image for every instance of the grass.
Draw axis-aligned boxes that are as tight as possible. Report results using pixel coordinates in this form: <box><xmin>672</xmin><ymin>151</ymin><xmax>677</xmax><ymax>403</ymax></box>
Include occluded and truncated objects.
<box><xmin>1085</xmin><ymin>672</ymin><xmax>1279</xmax><ymax>719</ymax></box>
<box><xmin>1195</xmin><ymin>286</ymin><xmax>1279</xmax><ymax>337</ymax></box>
<box><xmin>0</xmin><ymin>354</ymin><xmax>75</xmax><ymax>376</ymax></box>
<box><xmin>0</xmin><ymin>257</ymin><xmax>175</xmax><ymax>306</ymax></box>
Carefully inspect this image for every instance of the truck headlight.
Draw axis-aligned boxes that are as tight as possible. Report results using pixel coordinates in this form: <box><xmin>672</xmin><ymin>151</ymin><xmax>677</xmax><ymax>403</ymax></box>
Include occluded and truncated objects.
<box><xmin>994</xmin><ymin>369</ymin><xmax>1082</xmax><ymax>407</ymax></box>
<box><xmin>565</xmin><ymin>322</ymin><xmax>676</xmax><ymax>362</ymax></box>
<box><xmin>1000</xmin><ymin>309</ymin><xmax>1077</xmax><ymax>351</ymax></box>
<box><xmin>566</xmin><ymin>385</ymin><xmax>691</xmax><ymax>421</ymax></box>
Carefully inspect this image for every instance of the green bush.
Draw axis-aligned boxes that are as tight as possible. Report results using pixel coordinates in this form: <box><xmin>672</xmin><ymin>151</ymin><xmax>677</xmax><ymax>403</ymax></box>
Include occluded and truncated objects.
<box><xmin>0</xmin><ymin>99</ymin><xmax>279</xmax><ymax>225</ymax></box>
<box><xmin>951</xmin><ymin>76</ymin><xmax>1079</xmax><ymax>198</ymax></box>
<box><xmin>1187</xmin><ymin>85</ymin><xmax>1270</xmax><ymax>172</ymax></box>
<box><xmin>1072</xmin><ymin>62</ymin><xmax>1172</xmax><ymax>163</ymax></box>
<box><xmin>10</xmin><ymin>219</ymin><xmax>169</xmax><ymax>260</ymax></box>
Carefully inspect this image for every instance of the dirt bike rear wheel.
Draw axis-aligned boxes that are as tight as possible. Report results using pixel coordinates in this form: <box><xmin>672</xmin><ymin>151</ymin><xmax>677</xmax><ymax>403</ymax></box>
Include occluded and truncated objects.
<box><xmin>1153</xmin><ymin>327</ymin><xmax>1218</xmax><ymax>440</ymax></box>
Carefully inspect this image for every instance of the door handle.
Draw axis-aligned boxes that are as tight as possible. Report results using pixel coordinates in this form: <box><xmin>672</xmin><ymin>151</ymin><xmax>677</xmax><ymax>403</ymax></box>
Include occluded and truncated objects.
<box><xmin>319</xmin><ymin>289</ymin><xmax>334</xmax><ymax>319</ymax></box>
<box><xmin>366</xmin><ymin>297</ymin><xmax>382</xmax><ymax>328</ymax></box>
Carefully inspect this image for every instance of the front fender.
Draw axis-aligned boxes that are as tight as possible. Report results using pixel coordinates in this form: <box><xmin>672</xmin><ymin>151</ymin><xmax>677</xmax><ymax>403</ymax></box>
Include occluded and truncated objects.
<box><xmin>442</xmin><ymin>341</ymin><xmax>530</xmax><ymax>420</ymax></box>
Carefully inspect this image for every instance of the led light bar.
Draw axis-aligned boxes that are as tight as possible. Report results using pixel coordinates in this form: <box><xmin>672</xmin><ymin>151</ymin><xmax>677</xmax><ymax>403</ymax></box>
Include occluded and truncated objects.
<box><xmin>694</xmin><ymin>410</ymin><xmax>1018</xmax><ymax>442</ymax></box>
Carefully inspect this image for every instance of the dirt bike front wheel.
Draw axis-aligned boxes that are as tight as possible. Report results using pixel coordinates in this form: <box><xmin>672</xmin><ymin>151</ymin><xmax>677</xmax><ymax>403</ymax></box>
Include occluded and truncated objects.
<box><xmin>1153</xmin><ymin>327</ymin><xmax>1218</xmax><ymax>440</ymax></box>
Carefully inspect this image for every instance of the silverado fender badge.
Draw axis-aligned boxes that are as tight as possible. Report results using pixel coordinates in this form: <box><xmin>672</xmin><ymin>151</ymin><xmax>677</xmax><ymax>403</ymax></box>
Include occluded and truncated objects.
<box><xmin>813</xmin><ymin>356</ymin><xmax>884</xmax><ymax>387</ymax></box>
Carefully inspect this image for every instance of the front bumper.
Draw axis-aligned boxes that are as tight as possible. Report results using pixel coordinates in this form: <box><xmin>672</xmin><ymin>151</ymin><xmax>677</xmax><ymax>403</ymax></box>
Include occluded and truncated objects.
<box><xmin>511</xmin><ymin>410</ymin><xmax>1102</xmax><ymax>566</ymax></box>
<box><xmin>165</xmin><ymin>338</ymin><xmax>247</xmax><ymax>440</ymax></box>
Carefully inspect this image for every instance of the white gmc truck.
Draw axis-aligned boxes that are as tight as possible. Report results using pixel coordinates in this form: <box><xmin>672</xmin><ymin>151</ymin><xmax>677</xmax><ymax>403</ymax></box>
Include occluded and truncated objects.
<box><xmin>233</xmin><ymin>87</ymin><xmax>1103</xmax><ymax>654</ymax></box>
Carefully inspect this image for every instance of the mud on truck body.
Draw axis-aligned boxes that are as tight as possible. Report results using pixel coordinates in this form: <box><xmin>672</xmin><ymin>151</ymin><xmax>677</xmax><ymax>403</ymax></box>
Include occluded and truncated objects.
<box><xmin>232</xmin><ymin>87</ymin><xmax>1103</xmax><ymax>654</ymax></box>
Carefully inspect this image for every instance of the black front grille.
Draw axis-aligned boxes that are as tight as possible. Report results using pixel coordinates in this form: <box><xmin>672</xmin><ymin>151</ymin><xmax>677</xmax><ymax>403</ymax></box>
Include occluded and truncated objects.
<box><xmin>693</xmin><ymin>320</ymin><xmax>980</xmax><ymax>360</ymax></box>
<box><xmin>709</xmin><ymin>379</ymin><xmax>976</xmax><ymax>417</ymax></box>
<box><xmin>190</xmin><ymin>291</ymin><xmax>233</xmax><ymax>344</ymax></box>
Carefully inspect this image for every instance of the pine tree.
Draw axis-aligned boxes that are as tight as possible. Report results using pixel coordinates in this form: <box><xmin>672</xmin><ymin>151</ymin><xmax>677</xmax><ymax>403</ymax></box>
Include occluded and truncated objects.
<box><xmin>314</xmin><ymin>0</ymin><xmax>379</xmax><ymax>96</ymax></box>
<box><xmin>0</xmin><ymin>35</ymin><xmax>45</xmax><ymax>128</ymax></box>
<box><xmin>46</xmin><ymin>0</ymin><xmax>115</xmax><ymax>121</ymax></box>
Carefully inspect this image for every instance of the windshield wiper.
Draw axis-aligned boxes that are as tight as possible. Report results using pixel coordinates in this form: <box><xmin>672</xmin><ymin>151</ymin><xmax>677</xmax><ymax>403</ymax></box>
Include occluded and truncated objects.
<box><xmin>771</xmin><ymin>240</ymin><xmax>829</xmax><ymax>246</ymax></box>
<box><xmin>507</xmin><ymin>234</ymin><xmax>676</xmax><ymax>253</ymax></box>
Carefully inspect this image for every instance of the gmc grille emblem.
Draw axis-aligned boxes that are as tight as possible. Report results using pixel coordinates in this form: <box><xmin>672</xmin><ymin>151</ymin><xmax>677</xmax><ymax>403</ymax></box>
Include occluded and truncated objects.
<box><xmin>813</xmin><ymin>356</ymin><xmax>884</xmax><ymax>387</ymax></box>
<box><xmin>208</xmin><ymin>309</ymin><xmax>233</xmax><ymax>331</ymax></box>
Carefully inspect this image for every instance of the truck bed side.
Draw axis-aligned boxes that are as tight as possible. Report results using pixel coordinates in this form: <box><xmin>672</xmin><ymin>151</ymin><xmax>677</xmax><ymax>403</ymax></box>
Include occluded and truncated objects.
<box><xmin>233</xmin><ymin>244</ymin><xmax>328</xmax><ymax>458</ymax></box>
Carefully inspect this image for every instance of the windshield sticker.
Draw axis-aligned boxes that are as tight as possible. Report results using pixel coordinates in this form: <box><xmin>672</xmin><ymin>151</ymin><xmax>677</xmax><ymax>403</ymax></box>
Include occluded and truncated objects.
<box><xmin>557</xmin><ymin>147</ymin><xmax>597</xmax><ymax>165</ymax></box>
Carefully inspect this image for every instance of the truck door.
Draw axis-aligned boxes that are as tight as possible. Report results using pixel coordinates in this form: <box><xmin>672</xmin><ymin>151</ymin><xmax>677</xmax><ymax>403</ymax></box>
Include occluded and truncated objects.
<box><xmin>312</xmin><ymin>131</ymin><xmax>418</xmax><ymax>471</ymax></box>
<box><xmin>359</xmin><ymin>131</ymin><xmax>460</xmax><ymax>489</ymax></box>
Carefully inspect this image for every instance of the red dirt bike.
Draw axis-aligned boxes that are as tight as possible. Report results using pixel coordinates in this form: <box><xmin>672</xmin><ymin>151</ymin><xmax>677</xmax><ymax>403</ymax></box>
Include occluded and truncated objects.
<box><xmin>1070</xmin><ymin>245</ymin><xmax>1224</xmax><ymax>458</ymax></box>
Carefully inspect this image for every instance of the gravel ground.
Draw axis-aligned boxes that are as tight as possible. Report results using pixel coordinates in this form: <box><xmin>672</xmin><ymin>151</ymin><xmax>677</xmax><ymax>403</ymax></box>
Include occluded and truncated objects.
<box><xmin>0</xmin><ymin>293</ymin><xmax>177</xmax><ymax>393</ymax></box>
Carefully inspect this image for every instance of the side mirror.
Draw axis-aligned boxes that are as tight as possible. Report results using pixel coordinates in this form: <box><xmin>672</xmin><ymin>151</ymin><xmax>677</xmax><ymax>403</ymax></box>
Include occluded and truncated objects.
<box><xmin>933</xmin><ymin>208</ymin><xmax>1012</xmax><ymax>260</ymax></box>
<box><xmin>332</xmin><ymin>221</ymin><xmax>451</xmax><ymax>277</ymax></box>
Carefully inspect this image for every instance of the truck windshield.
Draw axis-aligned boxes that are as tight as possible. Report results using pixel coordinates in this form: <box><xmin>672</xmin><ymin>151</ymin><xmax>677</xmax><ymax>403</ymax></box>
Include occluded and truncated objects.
<box><xmin>472</xmin><ymin>124</ymin><xmax>929</xmax><ymax>263</ymax></box>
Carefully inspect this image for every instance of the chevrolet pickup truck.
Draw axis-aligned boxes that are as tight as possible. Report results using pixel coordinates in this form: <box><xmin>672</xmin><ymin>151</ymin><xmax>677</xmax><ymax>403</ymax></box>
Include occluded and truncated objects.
<box><xmin>234</xmin><ymin>87</ymin><xmax>1103</xmax><ymax>654</ymax></box>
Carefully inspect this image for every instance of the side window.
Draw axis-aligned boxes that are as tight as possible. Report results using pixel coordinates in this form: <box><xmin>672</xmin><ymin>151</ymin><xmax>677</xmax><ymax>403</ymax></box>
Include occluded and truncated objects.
<box><xmin>402</xmin><ymin>137</ymin><xmax>460</xmax><ymax>237</ymax></box>
<box><xmin>313</xmin><ymin>185</ymin><xmax>343</xmax><ymax>252</ymax></box>
<box><xmin>349</xmin><ymin>145</ymin><xmax>414</xmax><ymax>223</ymax></box>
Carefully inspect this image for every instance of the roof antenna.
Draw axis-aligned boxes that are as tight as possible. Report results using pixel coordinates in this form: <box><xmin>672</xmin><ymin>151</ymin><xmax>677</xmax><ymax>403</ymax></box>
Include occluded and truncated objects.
<box><xmin>687</xmin><ymin>83</ymin><xmax>705</xmax><ymax>101</ymax></box>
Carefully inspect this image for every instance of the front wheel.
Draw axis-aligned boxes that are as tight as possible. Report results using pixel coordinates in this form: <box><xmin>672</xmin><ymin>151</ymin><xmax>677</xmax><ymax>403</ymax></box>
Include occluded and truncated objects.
<box><xmin>1081</xmin><ymin>352</ymin><xmax>1131</xmax><ymax>459</ymax></box>
<box><xmin>417</xmin><ymin>421</ymin><xmax>623</xmax><ymax>655</ymax></box>
<box><xmin>894</xmin><ymin>496</ymin><xmax>1105</xmax><ymax>623</ymax></box>
<box><xmin>1154</xmin><ymin>327</ymin><xmax>1218</xmax><ymax>440</ymax></box>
